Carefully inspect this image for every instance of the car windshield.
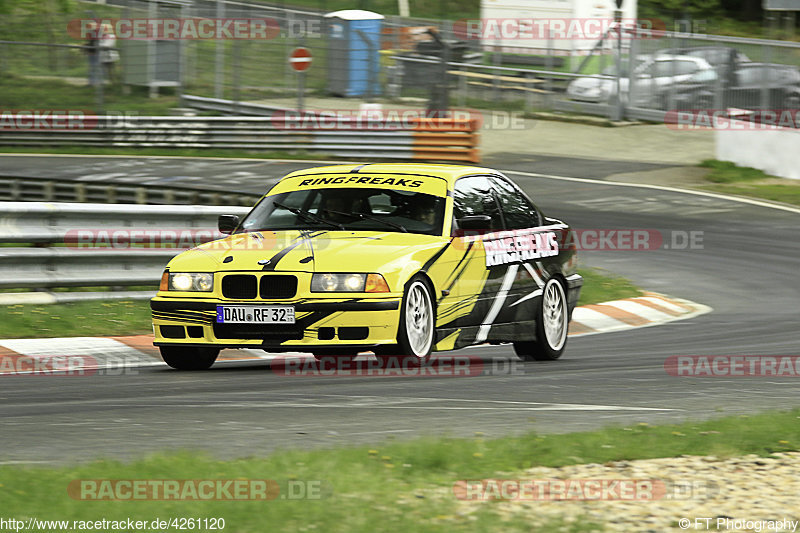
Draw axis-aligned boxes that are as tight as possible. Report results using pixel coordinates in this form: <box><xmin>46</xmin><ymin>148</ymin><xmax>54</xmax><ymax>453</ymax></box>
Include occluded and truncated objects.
<box><xmin>238</xmin><ymin>187</ymin><xmax>446</xmax><ymax>235</ymax></box>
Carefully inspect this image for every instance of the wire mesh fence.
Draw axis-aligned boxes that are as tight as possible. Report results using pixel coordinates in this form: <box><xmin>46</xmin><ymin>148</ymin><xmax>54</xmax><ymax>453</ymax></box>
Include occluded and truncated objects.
<box><xmin>1</xmin><ymin>1</ymin><xmax>800</xmax><ymax>124</ymax></box>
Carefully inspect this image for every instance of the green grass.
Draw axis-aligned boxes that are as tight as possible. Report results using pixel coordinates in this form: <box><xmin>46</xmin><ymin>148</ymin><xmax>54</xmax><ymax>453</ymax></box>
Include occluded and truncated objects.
<box><xmin>699</xmin><ymin>159</ymin><xmax>772</xmax><ymax>184</ymax></box>
<box><xmin>698</xmin><ymin>159</ymin><xmax>800</xmax><ymax>207</ymax></box>
<box><xmin>0</xmin><ymin>299</ymin><xmax>154</xmax><ymax>339</ymax></box>
<box><xmin>0</xmin><ymin>74</ymin><xmax>179</xmax><ymax>115</ymax></box>
<box><xmin>576</xmin><ymin>267</ymin><xmax>642</xmax><ymax>306</ymax></box>
<box><xmin>1</xmin><ymin>409</ymin><xmax>799</xmax><ymax>532</ymax></box>
<box><xmin>2</xmin><ymin>268</ymin><xmax>638</xmax><ymax>339</ymax></box>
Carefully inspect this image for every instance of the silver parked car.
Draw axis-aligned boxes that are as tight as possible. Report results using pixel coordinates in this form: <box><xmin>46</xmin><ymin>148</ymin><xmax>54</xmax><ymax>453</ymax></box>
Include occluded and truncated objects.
<box><xmin>566</xmin><ymin>55</ymin><xmax>715</xmax><ymax>107</ymax></box>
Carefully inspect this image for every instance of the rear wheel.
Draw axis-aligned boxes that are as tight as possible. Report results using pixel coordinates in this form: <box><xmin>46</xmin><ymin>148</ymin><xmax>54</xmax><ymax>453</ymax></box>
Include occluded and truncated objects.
<box><xmin>514</xmin><ymin>278</ymin><xmax>568</xmax><ymax>361</ymax></box>
<box><xmin>377</xmin><ymin>276</ymin><xmax>435</xmax><ymax>364</ymax></box>
<box><xmin>159</xmin><ymin>346</ymin><xmax>219</xmax><ymax>370</ymax></box>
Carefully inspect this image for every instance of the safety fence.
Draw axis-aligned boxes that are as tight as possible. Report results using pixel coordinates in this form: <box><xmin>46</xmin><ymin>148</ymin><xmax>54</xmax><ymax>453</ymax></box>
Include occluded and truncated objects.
<box><xmin>0</xmin><ymin>174</ymin><xmax>260</xmax><ymax>206</ymax></box>
<box><xmin>0</xmin><ymin>114</ymin><xmax>481</xmax><ymax>163</ymax></box>
<box><xmin>0</xmin><ymin>201</ymin><xmax>249</xmax><ymax>291</ymax></box>
<box><xmin>3</xmin><ymin>1</ymin><xmax>799</xmax><ymax>125</ymax></box>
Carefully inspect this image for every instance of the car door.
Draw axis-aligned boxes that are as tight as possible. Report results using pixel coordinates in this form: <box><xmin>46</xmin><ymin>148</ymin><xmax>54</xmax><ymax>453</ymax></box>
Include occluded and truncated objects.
<box><xmin>435</xmin><ymin>175</ymin><xmax>504</xmax><ymax>345</ymax></box>
<box><xmin>485</xmin><ymin>176</ymin><xmax>563</xmax><ymax>340</ymax></box>
<box><xmin>441</xmin><ymin>175</ymin><xmax>563</xmax><ymax>346</ymax></box>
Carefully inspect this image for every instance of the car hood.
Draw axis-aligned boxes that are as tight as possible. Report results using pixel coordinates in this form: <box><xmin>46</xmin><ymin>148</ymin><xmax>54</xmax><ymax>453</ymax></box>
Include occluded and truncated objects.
<box><xmin>166</xmin><ymin>230</ymin><xmax>449</xmax><ymax>275</ymax></box>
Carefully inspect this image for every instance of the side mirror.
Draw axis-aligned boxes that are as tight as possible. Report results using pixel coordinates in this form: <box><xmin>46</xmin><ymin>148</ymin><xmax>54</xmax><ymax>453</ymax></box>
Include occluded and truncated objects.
<box><xmin>218</xmin><ymin>214</ymin><xmax>240</xmax><ymax>234</ymax></box>
<box><xmin>457</xmin><ymin>215</ymin><xmax>492</xmax><ymax>231</ymax></box>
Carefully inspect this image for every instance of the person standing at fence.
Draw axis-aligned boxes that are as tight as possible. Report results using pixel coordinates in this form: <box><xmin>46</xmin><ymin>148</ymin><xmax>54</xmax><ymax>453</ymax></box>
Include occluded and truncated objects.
<box><xmin>84</xmin><ymin>20</ymin><xmax>100</xmax><ymax>86</ymax></box>
<box><xmin>99</xmin><ymin>23</ymin><xmax>120</xmax><ymax>85</ymax></box>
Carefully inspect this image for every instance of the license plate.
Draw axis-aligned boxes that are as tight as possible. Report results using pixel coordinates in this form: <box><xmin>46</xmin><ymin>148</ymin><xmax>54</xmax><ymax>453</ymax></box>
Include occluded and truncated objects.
<box><xmin>216</xmin><ymin>305</ymin><xmax>295</xmax><ymax>324</ymax></box>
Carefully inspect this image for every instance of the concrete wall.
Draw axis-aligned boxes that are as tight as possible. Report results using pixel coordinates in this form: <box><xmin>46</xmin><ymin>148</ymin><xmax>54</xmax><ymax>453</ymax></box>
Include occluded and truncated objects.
<box><xmin>716</xmin><ymin>119</ymin><xmax>800</xmax><ymax>180</ymax></box>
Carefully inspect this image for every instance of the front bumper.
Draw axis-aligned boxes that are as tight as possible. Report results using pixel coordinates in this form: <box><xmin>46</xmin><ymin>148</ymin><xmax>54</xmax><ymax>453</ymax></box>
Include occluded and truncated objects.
<box><xmin>151</xmin><ymin>296</ymin><xmax>402</xmax><ymax>350</ymax></box>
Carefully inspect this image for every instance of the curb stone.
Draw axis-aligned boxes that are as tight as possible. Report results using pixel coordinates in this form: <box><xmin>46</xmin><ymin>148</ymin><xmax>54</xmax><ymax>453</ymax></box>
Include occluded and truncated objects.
<box><xmin>0</xmin><ymin>293</ymin><xmax>710</xmax><ymax>373</ymax></box>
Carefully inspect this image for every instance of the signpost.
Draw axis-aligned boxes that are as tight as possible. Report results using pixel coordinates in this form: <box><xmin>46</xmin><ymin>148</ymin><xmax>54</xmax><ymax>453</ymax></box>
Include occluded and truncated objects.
<box><xmin>614</xmin><ymin>0</ymin><xmax>624</xmax><ymax>121</ymax></box>
<box><xmin>289</xmin><ymin>47</ymin><xmax>312</xmax><ymax>112</ymax></box>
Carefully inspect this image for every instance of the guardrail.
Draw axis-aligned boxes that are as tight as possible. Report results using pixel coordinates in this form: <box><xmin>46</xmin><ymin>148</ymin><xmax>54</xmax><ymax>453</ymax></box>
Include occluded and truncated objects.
<box><xmin>0</xmin><ymin>114</ymin><xmax>480</xmax><ymax>163</ymax></box>
<box><xmin>0</xmin><ymin>202</ymin><xmax>249</xmax><ymax>291</ymax></box>
<box><xmin>0</xmin><ymin>174</ymin><xmax>261</xmax><ymax>206</ymax></box>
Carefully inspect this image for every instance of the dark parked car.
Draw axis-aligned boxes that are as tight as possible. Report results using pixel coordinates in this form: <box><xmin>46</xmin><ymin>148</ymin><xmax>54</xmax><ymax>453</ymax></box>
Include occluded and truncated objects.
<box><xmin>671</xmin><ymin>62</ymin><xmax>800</xmax><ymax>110</ymax></box>
<box><xmin>657</xmin><ymin>46</ymin><xmax>750</xmax><ymax>77</ymax></box>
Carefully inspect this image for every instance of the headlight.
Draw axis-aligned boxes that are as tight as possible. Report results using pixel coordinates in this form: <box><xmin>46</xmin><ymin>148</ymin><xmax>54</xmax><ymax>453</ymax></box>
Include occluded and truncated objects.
<box><xmin>311</xmin><ymin>273</ymin><xmax>389</xmax><ymax>293</ymax></box>
<box><xmin>168</xmin><ymin>272</ymin><xmax>214</xmax><ymax>292</ymax></box>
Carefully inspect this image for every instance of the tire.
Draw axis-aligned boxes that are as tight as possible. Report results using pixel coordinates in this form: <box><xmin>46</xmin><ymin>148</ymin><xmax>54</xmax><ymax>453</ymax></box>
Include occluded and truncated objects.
<box><xmin>378</xmin><ymin>276</ymin><xmax>435</xmax><ymax>364</ymax></box>
<box><xmin>513</xmin><ymin>278</ymin><xmax>569</xmax><ymax>361</ymax></box>
<box><xmin>159</xmin><ymin>346</ymin><xmax>219</xmax><ymax>370</ymax></box>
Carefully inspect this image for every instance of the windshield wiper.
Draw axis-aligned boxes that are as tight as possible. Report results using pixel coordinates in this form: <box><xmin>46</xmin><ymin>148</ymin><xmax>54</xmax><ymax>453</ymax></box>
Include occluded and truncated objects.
<box><xmin>272</xmin><ymin>201</ymin><xmax>344</xmax><ymax>230</ymax></box>
<box><xmin>324</xmin><ymin>209</ymin><xmax>408</xmax><ymax>233</ymax></box>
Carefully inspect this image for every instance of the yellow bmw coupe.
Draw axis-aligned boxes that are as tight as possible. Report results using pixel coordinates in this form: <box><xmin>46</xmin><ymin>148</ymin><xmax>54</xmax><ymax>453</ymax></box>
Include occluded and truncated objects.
<box><xmin>151</xmin><ymin>163</ymin><xmax>582</xmax><ymax>369</ymax></box>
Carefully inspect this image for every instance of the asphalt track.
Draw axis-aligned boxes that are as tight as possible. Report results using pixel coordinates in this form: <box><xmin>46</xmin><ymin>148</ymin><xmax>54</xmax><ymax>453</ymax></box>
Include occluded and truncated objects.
<box><xmin>1</xmin><ymin>155</ymin><xmax>799</xmax><ymax>465</ymax></box>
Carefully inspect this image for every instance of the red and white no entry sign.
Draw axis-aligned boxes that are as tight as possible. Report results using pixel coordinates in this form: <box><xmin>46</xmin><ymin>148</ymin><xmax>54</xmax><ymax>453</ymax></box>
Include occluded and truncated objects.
<box><xmin>289</xmin><ymin>47</ymin><xmax>312</xmax><ymax>72</ymax></box>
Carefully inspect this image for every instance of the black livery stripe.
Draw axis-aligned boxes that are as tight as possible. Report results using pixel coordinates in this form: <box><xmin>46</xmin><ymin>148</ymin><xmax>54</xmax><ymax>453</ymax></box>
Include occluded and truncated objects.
<box><xmin>151</xmin><ymin>300</ymin><xmax>399</xmax><ymax>312</ymax></box>
<box><xmin>437</xmin><ymin>295</ymin><xmax>479</xmax><ymax>320</ymax></box>
<box><xmin>438</xmin><ymin>241</ymin><xmax>474</xmax><ymax>303</ymax></box>
<box><xmin>262</xmin><ymin>231</ymin><xmax>327</xmax><ymax>271</ymax></box>
<box><xmin>421</xmin><ymin>242</ymin><xmax>451</xmax><ymax>272</ymax></box>
<box><xmin>152</xmin><ymin>310</ymin><xmax>215</xmax><ymax>325</ymax></box>
<box><xmin>350</xmin><ymin>164</ymin><xmax>371</xmax><ymax>173</ymax></box>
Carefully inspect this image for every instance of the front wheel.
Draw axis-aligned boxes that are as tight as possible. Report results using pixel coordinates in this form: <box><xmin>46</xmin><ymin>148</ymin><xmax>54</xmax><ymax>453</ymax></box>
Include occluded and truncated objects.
<box><xmin>160</xmin><ymin>346</ymin><xmax>219</xmax><ymax>370</ymax></box>
<box><xmin>378</xmin><ymin>276</ymin><xmax>435</xmax><ymax>364</ymax></box>
<box><xmin>514</xmin><ymin>278</ymin><xmax>568</xmax><ymax>361</ymax></box>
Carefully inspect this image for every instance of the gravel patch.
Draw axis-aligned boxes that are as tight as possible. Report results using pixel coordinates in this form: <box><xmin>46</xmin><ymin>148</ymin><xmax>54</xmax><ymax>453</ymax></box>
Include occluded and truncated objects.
<box><xmin>452</xmin><ymin>452</ymin><xmax>800</xmax><ymax>532</ymax></box>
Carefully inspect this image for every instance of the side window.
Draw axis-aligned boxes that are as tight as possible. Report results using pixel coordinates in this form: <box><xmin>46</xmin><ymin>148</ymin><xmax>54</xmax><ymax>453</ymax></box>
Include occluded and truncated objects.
<box><xmin>652</xmin><ymin>61</ymin><xmax>672</xmax><ymax>77</ymax></box>
<box><xmin>452</xmin><ymin>176</ymin><xmax>503</xmax><ymax>233</ymax></box>
<box><xmin>675</xmin><ymin>60</ymin><xmax>699</xmax><ymax>76</ymax></box>
<box><xmin>490</xmin><ymin>177</ymin><xmax>540</xmax><ymax>230</ymax></box>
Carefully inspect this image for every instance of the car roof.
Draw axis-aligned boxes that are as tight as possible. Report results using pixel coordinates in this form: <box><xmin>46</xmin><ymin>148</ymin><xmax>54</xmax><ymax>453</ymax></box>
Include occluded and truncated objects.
<box><xmin>737</xmin><ymin>62</ymin><xmax>797</xmax><ymax>69</ymax></box>
<box><xmin>651</xmin><ymin>53</ymin><xmax>710</xmax><ymax>63</ymax></box>
<box><xmin>280</xmin><ymin>163</ymin><xmax>499</xmax><ymax>187</ymax></box>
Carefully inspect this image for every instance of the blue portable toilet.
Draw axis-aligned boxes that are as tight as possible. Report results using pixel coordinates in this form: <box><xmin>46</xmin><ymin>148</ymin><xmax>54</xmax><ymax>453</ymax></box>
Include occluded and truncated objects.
<box><xmin>324</xmin><ymin>10</ymin><xmax>384</xmax><ymax>97</ymax></box>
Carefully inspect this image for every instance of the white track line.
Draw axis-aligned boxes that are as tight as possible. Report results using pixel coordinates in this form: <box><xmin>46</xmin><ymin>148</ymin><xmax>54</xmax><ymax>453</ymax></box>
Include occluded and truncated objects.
<box><xmin>502</xmin><ymin>169</ymin><xmax>800</xmax><ymax>215</ymax></box>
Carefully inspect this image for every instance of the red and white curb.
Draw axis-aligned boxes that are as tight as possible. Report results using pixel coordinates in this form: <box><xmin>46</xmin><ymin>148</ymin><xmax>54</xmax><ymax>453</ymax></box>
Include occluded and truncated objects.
<box><xmin>0</xmin><ymin>293</ymin><xmax>709</xmax><ymax>374</ymax></box>
<box><xmin>569</xmin><ymin>292</ymin><xmax>711</xmax><ymax>336</ymax></box>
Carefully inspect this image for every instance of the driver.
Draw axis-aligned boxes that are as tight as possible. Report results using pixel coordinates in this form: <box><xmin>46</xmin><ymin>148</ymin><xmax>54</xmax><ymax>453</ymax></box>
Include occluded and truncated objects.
<box><xmin>405</xmin><ymin>197</ymin><xmax>437</xmax><ymax>225</ymax></box>
<box><xmin>319</xmin><ymin>189</ymin><xmax>365</xmax><ymax>223</ymax></box>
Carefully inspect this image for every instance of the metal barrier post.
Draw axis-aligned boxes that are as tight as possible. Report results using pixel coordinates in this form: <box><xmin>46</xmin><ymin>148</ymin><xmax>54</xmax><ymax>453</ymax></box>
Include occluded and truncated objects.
<box><xmin>215</xmin><ymin>0</ymin><xmax>225</xmax><ymax>98</ymax></box>
<box><xmin>492</xmin><ymin>37</ymin><xmax>500</xmax><ymax>102</ymax></box>
<box><xmin>545</xmin><ymin>29</ymin><xmax>554</xmax><ymax>111</ymax></box>
<box><xmin>762</xmin><ymin>43</ymin><xmax>772</xmax><ymax>110</ymax></box>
